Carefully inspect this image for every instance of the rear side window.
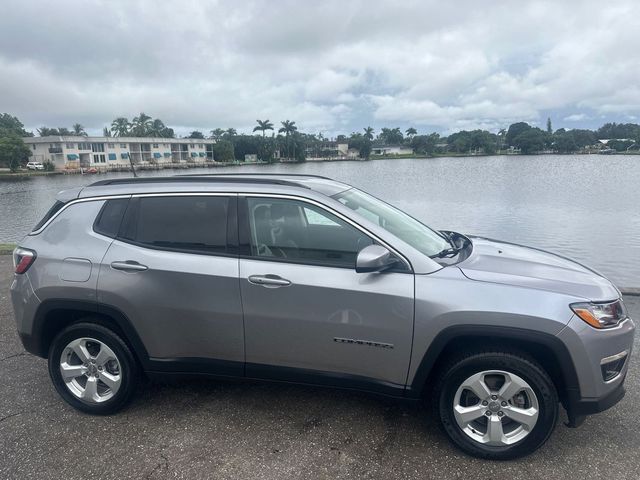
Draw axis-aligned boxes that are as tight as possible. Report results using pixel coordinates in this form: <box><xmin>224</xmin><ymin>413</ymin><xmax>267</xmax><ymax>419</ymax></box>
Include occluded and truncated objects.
<box><xmin>32</xmin><ymin>200</ymin><xmax>66</xmax><ymax>232</ymax></box>
<box><xmin>121</xmin><ymin>196</ymin><xmax>229</xmax><ymax>254</ymax></box>
<box><xmin>94</xmin><ymin>198</ymin><xmax>129</xmax><ymax>238</ymax></box>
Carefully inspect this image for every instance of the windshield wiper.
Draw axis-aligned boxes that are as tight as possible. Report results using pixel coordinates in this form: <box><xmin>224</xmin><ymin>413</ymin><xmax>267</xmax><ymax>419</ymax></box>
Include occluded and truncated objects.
<box><xmin>430</xmin><ymin>231</ymin><xmax>468</xmax><ymax>259</ymax></box>
<box><xmin>429</xmin><ymin>246</ymin><xmax>463</xmax><ymax>259</ymax></box>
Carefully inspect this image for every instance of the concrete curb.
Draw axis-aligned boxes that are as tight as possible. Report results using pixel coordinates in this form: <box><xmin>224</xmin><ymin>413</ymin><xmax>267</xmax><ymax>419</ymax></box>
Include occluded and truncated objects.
<box><xmin>621</xmin><ymin>288</ymin><xmax>640</xmax><ymax>296</ymax></box>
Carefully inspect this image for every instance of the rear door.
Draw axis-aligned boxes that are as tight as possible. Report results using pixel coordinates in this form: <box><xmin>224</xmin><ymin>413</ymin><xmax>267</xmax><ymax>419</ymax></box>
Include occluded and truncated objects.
<box><xmin>239</xmin><ymin>195</ymin><xmax>415</xmax><ymax>393</ymax></box>
<box><xmin>97</xmin><ymin>194</ymin><xmax>244</xmax><ymax>375</ymax></box>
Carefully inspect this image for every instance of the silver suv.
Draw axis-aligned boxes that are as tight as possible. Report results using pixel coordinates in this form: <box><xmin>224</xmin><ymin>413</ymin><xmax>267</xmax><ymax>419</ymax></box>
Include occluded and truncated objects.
<box><xmin>10</xmin><ymin>174</ymin><xmax>635</xmax><ymax>459</ymax></box>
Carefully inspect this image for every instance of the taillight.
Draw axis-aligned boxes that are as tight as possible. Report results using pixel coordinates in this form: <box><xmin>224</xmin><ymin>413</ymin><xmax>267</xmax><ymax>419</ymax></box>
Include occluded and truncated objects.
<box><xmin>13</xmin><ymin>247</ymin><xmax>37</xmax><ymax>274</ymax></box>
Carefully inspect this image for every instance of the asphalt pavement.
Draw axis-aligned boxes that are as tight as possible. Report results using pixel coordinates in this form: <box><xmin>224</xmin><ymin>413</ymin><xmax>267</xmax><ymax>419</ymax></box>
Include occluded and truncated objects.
<box><xmin>0</xmin><ymin>255</ymin><xmax>638</xmax><ymax>479</ymax></box>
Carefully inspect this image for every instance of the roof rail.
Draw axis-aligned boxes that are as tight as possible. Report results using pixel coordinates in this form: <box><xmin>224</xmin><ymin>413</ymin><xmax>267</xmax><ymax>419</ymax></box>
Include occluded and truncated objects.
<box><xmin>87</xmin><ymin>176</ymin><xmax>313</xmax><ymax>188</ymax></box>
<box><xmin>178</xmin><ymin>173</ymin><xmax>332</xmax><ymax>180</ymax></box>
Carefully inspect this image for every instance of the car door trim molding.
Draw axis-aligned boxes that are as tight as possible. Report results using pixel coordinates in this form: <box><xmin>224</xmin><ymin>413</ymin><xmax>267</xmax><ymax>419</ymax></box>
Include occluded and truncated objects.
<box><xmin>239</xmin><ymin>193</ymin><xmax>413</xmax><ymax>272</ymax></box>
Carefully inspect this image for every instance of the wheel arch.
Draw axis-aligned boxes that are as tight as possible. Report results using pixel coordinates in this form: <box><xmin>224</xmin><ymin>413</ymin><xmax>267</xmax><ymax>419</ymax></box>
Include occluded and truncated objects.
<box><xmin>29</xmin><ymin>299</ymin><xmax>150</xmax><ymax>369</ymax></box>
<box><xmin>407</xmin><ymin>325</ymin><xmax>581</xmax><ymax>408</ymax></box>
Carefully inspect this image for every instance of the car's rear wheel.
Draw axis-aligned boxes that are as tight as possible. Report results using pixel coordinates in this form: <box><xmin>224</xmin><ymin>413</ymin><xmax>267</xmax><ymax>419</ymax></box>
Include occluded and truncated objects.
<box><xmin>433</xmin><ymin>350</ymin><xmax>558</xmax><ymax>460</ymax></box>
<box><xmin>48</xmin><ymin>321</ymin><xmax>138</xmax><ymax>414</ymax></box>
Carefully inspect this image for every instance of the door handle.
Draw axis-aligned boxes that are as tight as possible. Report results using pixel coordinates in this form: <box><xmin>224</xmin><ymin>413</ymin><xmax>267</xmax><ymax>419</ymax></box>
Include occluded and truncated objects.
<box><xmin>111</xmin><ymin>261</ymin><xmax>148</xmax><ymax>272</ymax></box>
<box><xmin>248</xmin><ymin>274</ymin><xmax>291</xmax><ymax>287</ymax></box>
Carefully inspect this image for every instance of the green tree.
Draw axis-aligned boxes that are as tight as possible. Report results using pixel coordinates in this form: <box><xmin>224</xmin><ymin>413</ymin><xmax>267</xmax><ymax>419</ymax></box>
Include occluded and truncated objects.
<box><xmin>253</xmin><ymin>119</ymin><xmax>274</xmax><ymax>137</ymax></box>
<box><xmin>411</xmin><ymin>133</ymin><xmax>440</xmax><ymax>155</ymax></box>
<box><xmin>553</xmin><ymin>132</ymin><xmax>577</xmax><ymax>153</ymax></box>
<box><xmin>597</xmin><ymin>122</ymin><xmax>640</xmax><ymax>140</ymax></box>
<box><xmin>0</xmin><ymin>113</ymin><xmax>31</xmax><ymax>137</ymax></box>
<box><xmin>348</xmin><ymin>133</ymin><xmax>372</xmax><ymax>160</ymax></box>
<box><xmin>258</xmin><ymin>136</ymin><xmax>277</xmax><ymax>163</ymax></box>
<box><xmin>378</xmin><ymin>127</ymin><xmax>403</xmax><ymax>145</ymax></box>
<box><xmin>0</xmin><ymin>136</ymin><xmax>31</xmax><ymax>172</ymax></box>
<box><xmin>512</xmin><ymin>128</ymin><xmax>546</xmax><ymax>154</ymax></box>
<box><xmin>405</xmin><ymin>127</ymin><xmax>417</xmax><ymax>138</ymax></box>
<box><xmin>546</xmin><ymin>117</ymin><xmax>552</xmax><ymax>134</ymax></box>
<box><xmin>209</xmin><ymin>128</ymin><xmax>225</xmax><ymax>140</ymax></box>
<box><xmin>363</xmin><ymin>126</ymin><xmax>374</xmax><ymax>140</ymax></box>
<box><xmin>187</xmin><ymin>131</ymin><xmax>205</xmax><ymax>139</ymax></box>
<box><xmin>148</xmin><ymin>119</ymin><xmax>165</xmax><ymax>137</ymax></box>
<box><xmin>212</xmin><ymin>140</ymin><xmax>235</xmax><ymax>162</ymax></box>
<box><xmin>224</xmin><ymin>128</ymin><xmax>237</xmax><ymax>139</ymax></box>
<box><xmin>278</xmin><ymin>120</ymin><xmax>298</xmax><ymax>159</ymax></box>
<box><xmin>103</xmin><ymin>127</ymin><xmax>112</xmax><ymax>137</ymax></box>
<box><xmin>57</xmin><ymin>127</ymin><xmax>72</xmax><ymax>135</ymax></box>
<box><xmin>131</xmin><ymin>113</ymin><xmax>152</xmax><ymax>136</ymax></box>
<box><xmin>72</xmin><ymin>123</ymin><xmax>86</xmax><ymax>135</ymax></box>
<box><xmin>111</xmin><ymin>117</ymin><xmax>131</xmax><ymax>137</ymax></box>
<box><xmin>506</xmin><ymin>122</ymin><xmax>532</xmax><ymax>146</ymax></box>
<box><xmin>37</xmin><ymin>127</ymin><xmax>59</xmax><ymax>136</ymax></box>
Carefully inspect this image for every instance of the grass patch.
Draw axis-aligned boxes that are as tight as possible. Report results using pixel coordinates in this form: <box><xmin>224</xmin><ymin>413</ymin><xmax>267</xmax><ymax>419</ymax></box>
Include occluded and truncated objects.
<box><xmin>0</xmin><ymin>243</ymin><xmax>16</xmax><ymax>255</ymax></box>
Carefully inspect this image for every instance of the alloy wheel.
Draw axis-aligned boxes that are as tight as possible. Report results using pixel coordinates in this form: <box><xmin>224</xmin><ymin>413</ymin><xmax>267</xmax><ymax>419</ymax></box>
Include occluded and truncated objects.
<box><xmin>59</xmin><ymin>337</ymin><xmax>122</xmax><ymax>403</ymax></box>
<box><xmin>452</xmin><ymin>370</ymin><xmax>539</xmax><ymax>446</ymax></box>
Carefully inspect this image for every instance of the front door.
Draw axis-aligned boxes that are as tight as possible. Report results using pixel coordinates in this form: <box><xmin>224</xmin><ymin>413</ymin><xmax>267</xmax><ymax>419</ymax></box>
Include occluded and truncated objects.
<box><xmin>239</xmin><ymin>196</ymin><xmax>414</xmax><ymax>393</ymax></box>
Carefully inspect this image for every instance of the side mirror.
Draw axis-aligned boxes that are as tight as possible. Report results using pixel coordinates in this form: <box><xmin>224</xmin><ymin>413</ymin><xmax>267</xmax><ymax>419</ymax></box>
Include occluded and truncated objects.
<box><xmin>355</xmin><ymin>245</ymin><xmax>398</xmax><ymax>273</ymax></box>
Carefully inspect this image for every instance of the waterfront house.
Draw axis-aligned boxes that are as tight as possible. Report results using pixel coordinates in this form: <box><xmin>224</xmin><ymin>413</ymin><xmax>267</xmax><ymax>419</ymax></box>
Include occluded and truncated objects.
<box><xmin>371</xmin><ymin>145</ymin><xmax>414</xmax><ymax>156</ymax></box>
<box><xmin>23</xmin><ymin>136</ymin><xmax>217</xmax><ymax>170</ymax></box>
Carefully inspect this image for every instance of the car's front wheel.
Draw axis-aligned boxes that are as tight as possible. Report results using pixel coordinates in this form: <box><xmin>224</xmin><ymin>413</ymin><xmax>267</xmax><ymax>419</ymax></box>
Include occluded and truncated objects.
<box><xmin>433</xmin><ymin>350</ymin><xmax>558</xmax><ymax>460</ymax></box>
<box><xmin>48</xmin><ymin>321</ymin><xmax>139</xmax><ymax>414</ymax></box>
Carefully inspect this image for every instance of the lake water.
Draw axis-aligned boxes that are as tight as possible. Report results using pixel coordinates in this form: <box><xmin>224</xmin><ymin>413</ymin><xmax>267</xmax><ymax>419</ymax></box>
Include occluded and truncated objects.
<box><xmin>1</xmin><ymin>155</ymin><xmax>639</xmax><ymax>286</ymax></box>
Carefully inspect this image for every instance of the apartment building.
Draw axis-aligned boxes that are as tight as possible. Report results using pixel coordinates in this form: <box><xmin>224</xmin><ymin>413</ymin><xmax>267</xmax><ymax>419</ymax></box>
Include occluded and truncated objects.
<box><xmin>24</xmin><ymin>136</ymin><xmax>216</xmax><ymax>170</ymax></box>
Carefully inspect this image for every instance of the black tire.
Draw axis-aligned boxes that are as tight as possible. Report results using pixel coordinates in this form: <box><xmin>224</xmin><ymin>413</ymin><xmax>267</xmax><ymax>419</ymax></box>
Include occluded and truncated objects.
<box><xmin>433</xmin><ymin>350</ymin><xmax>558</xmax><ymax>460</ymax></box>
<box><xmin>48</xmin><ymin>320</ymin><xmax>139</xmax><ymax>414</ymax></box>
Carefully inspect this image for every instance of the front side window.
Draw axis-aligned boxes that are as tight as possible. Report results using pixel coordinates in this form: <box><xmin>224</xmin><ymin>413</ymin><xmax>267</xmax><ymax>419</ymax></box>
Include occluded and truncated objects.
<box><xmin>246</xmin><ymin>197</ymin><xmax>373</xmax><ymax>268</ymax></box>
<box><xmin>121</xmin><ymin>196</ymin><xmax>229</xmax><ymax>254</ymax></box>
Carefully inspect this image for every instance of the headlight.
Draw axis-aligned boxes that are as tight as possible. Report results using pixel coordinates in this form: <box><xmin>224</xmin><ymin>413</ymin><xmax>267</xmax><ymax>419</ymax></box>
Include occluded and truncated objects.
<box><xmin>570</xmin><ymin>300</ymin><xmax>628</xmax><ymax>329</ymax></box>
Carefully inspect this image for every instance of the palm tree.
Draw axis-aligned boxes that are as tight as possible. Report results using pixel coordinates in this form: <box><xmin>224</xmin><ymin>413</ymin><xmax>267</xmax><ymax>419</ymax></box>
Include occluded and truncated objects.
<box><xmin>363</xmin><ymin>127</ymin><xmax>374</xmax><ymax>141</ymax></box>
<box><xmin>405</xmin><ymin>127</ymin><xmax>417</xmax><ymax>137</ymax></box>
<box><xmin>210</xmin><ymin>128</ymin><xmax>225</xmax><ymax>141</ymax></box>
<box><xmin>149</xmin><ymin>119</ymin><xmax>166</xmax><ymax>137</ymax></box>
<box><xmin>131</xmin><ymin>113</ymin><xmax>153</xmax><ymax>136</ymax></box>
<box><xmin>225</xmin><ymin>128</ymin><xmax>237</xmax><ymax>138</ymax></box>
<box><xmin>111</xmin><ymin>117</ymin><xmax>131</xmax><ymax>137</ymax></box>
<box><xmin>103</xmin><ymin>127</ymin><xmax>112</xmax><ymax>137</ymax></box>
<box><xmin>253</xmin><ymin>119</ymin><xmax>274</xmax><ymax>137</ymax></box>
<box><xmin>72</xmin><ymin>123</ymin><xmax>86</xmax><ymax>136</ymax></box>
<box><xmin>497</xmin><ymin>128</ymin><xmax>507</xmax><ymax>151</ymax></box>
<box><xmin>278</xmin><ymin>120</ymin><xmax>298</xmax><ymax>159</ymax></box>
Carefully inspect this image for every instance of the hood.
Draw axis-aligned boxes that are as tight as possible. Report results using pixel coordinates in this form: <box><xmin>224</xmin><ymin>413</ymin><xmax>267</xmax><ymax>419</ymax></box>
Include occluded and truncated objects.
<box><xmin>458</xmin><ymin>236</ymin><xmax>620</xmax><ymax>300</ymax></box>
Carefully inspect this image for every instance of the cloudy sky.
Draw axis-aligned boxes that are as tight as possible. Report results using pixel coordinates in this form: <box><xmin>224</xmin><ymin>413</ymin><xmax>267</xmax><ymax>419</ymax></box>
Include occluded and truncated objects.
<box><xmin>1</xmin><ymin>0</ymin><xmax>639</xmax><ymax>137</ymax></box>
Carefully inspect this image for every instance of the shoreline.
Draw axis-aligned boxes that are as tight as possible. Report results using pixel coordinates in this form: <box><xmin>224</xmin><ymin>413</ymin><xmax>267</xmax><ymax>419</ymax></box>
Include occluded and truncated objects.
<box><xmin>3</xmin><ymin>152</ymin><xmax>640</xmax><ymax>179</ymax></box>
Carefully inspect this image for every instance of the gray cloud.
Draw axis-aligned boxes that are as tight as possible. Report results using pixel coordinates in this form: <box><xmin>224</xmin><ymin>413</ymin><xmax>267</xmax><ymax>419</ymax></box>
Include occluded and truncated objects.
<box><xmin>1</xmin><ymin>0</ymin><xmax>639</xmax><ymax>136</ymax></box>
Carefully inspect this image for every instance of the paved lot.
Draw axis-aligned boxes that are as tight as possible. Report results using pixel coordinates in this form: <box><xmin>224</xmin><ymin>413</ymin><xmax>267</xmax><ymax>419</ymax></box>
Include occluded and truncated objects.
<box><xmin>0</xmin><ymin>254</ymin><xmax>638</xmax><ymax>480</ymax></box>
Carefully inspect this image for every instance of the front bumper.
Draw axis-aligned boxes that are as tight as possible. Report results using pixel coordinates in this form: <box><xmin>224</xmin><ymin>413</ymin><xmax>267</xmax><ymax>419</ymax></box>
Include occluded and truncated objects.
<box><xmin>558</xmin><ymin>313</ymin><xmax>635</xmax><ymax>426</ymax></box>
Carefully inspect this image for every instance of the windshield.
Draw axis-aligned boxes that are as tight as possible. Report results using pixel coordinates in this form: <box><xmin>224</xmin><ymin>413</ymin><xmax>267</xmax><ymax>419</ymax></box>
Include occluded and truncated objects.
<box><xmin>333</xmin><ymin>188</ymin><xmax>451</xmax><ymax>257</ymax></box>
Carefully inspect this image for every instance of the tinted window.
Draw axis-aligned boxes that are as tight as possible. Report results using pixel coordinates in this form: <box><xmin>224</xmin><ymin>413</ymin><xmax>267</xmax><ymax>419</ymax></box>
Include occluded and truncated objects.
<box><xmin>122</xmin><ymin>196</ymin><xmax>229</xmax><ymax>254</ymax></box>
<box><xmin>94</xmin><ymin>198</ymin><xmax>129</xmax><ymax>238</ymax></box>
<box><xmin>247</xmin><ymin>197</ymin><xmax>373</xmax><ymax>267</ymax></box>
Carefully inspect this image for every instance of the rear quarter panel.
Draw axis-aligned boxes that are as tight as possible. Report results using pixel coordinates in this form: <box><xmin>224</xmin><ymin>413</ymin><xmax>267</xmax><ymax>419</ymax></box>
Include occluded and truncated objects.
<box><xmin>22</xmin><ymin>200</ymin><xmax>114</xmax><ymax>305</ymax></box>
